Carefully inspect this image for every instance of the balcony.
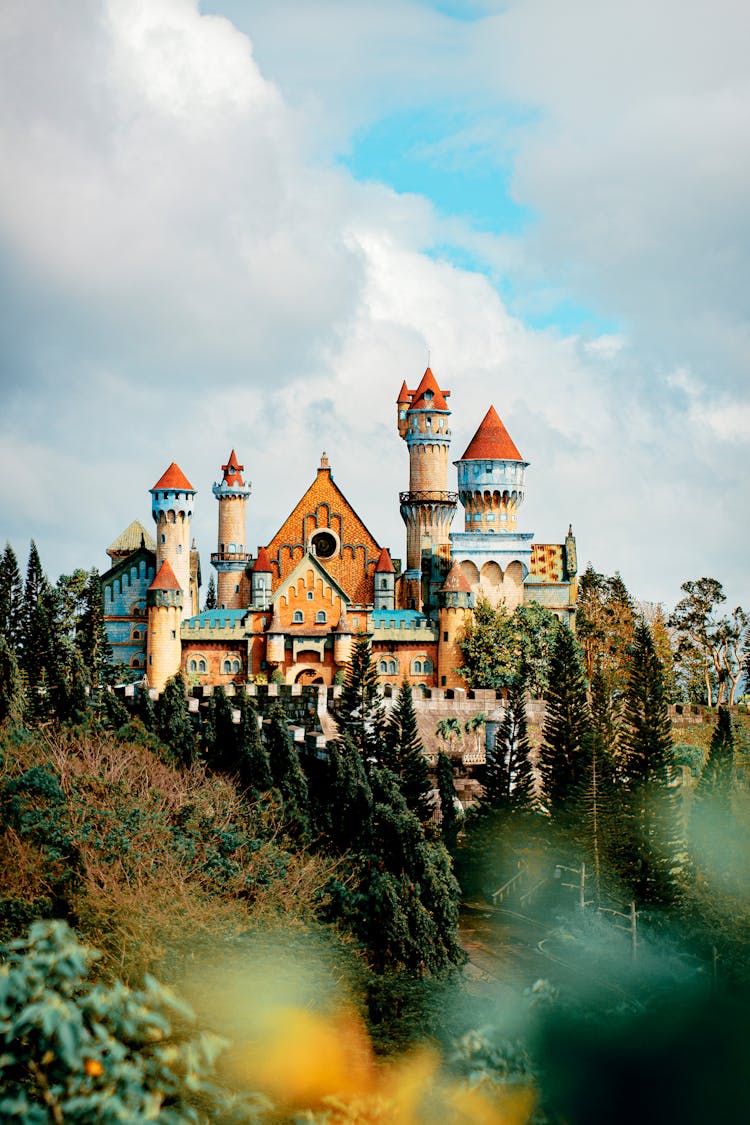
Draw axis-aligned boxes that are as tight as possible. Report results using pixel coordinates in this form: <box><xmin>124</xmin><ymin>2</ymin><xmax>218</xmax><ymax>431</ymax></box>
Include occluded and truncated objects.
<box><xmin>399</xmin><ymin>491</ymin><xmax>458</xmax><ymax>505</ymax></box>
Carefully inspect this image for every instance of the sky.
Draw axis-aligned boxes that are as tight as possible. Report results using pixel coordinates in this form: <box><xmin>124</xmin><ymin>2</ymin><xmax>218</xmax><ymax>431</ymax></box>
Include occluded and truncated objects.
<box><xmin>0</xmin><ymin>0</ymin><xmax>748</xmax><ymax>613</ymax></box>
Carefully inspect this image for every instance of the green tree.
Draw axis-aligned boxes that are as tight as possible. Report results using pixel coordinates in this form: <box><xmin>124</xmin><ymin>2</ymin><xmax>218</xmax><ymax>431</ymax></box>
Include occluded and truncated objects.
<box><xmin>538</xmin><ymin>625</ymin><xmax>591</xmax><ymax>819</ymax></box>
<box><xmin>511</xmin><ymin>602</ymin><xmax>561</xmax><ymax>696</ymax></box>
<box><xmin>0</xmin><ymin>635</ymin><xmax>23</xmax><ymax>724</ymax></box>
<box><xmin>696</xmin><ymin>706</ymin><xmax>735</xmax><ymax>812</ymax></box>
<box><xmin>620</xmin><ymin>621</ymin><xmax>681</xmax><ymax>905</ymax></box>
<box><xmin>204</xmin><ymin>574</ymin><xmax>217</xmax><ymax>610</ymax></box>
<box><xmin>335</xmin><ymin>636</ymin><xmax>385</xmax><ymax>763</ymax></box>
<box><xmin>325</xmin><ymin>733</ymin><xmax>374</xmax><ymax>851</ymax></box>
<box><xmin>76</xmin><ymin>569</ymin><xmax>113</xmax><ymax>689</ymax></box>
<box><xmin>482</xmin><ymin>671</ymin><xmax>535</xmax><ymax>816</ymax></box>
<box><xmin>576</xmin><ymin>566</ymin><xmax>636</xmax><ymax>691</ymax></box>
<box><xmin>435</xmin><ymin>716</ymin><xmax>462</xmax><ymax>756</ymax></box>
<box><xmin>384</xmin><ymin>681</ymin><xmax>431</xmax><ymax>821</ymax></box>
<box><xmin>0</xmin><ymin>919</ymin><xmax>257</xmax><ymax>1124</ymax></box>
<box><xmin>670</xmin><ymin>577</ymin><xmax>748</xmax><ymax>705</ymax></box>
<box><xmin>436</xmin><ymin>751</ymin><xmax>460</xmax><ymax>853</ymax></box>
<box><xmin>579</xmin><ymin>668</ymin><xmax>620</xmax><ymax>899</ymax></box>
<box><xmin>457</xmin><ymin>598</ymin><xmax>517</xmax><ymax>689</ymax></box>
<box><xmin>265</xmin><ymin>703</ymin><xmax>309</xmax><ymax>832</ymax></box>
<box><xmin>235</xmin><ymin>693</ymin><xmax>272</xmax><ymax>793</ymax></box>
<box><xmin>0</xmin><ymin>542</ymin><xmax>24</xmax><ymax>655</ymax></box>
<box><xmin>155</xmin><ymin>673</ymin><xmax>196</xmax><ymax>767</ymax></box>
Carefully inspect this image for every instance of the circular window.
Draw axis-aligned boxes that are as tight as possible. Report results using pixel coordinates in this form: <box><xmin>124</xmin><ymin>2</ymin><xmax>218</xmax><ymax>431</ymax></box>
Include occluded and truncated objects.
<box><xmin>311</xmin><ymin>530</ymin><xmax>337</xmax><ymax>559</ymax></box>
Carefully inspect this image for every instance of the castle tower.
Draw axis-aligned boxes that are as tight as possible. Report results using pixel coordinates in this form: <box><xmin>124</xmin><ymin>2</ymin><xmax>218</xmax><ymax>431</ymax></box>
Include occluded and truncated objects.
<box><xmin>373</xmin><ymin>547</ymin><xmax>395</xmax><ymax>611</ymax></box>
<box><xmin>250</xmin><ymin>546</ymin><xmax>272</xmax><ymax>609</ymax></box>
<box><xmin>397</xmin><ymin>367</ymin><xmax>457</xmax><ymax>614</ymax></box>
<box><xmin>437</xmin><ymin>560</ymin><xmax>474</xmax><ymax>690</ymax></box>
<box><xmin>150</xmin><ymin>463</ymin><xmax>196</xmax><ymax>623</ymax></box>
<box><xmin>266</xmin><ymin>605</ymin><xmax>285</xmax><ymax>667</ymax></box>
<box><xmin>333</xmin><ymin>610</ymin><xmax>353</xmax><ymax>667</ymax></box>
<box><xmin>456</xmin><ymin>406</ymin><xmax>528</xmax><ymax>533</ymax></box>
<box><xmin>146</xmin><ymin>559</ymin><xmax>183</xmax><ymax>692</ymax></box>
<box><xmin>211</xmin><ymin>450</ymin><xmax>251</xmax><ymax>609</ymax></box>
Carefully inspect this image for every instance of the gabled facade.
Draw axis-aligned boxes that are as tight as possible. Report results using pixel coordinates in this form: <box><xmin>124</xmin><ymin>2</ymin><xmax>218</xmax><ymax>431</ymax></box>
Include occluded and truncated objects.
<box><xmin>101</xmin><ymin>367</ymin><xmax>577</xmax><ymax>692</ymax></box>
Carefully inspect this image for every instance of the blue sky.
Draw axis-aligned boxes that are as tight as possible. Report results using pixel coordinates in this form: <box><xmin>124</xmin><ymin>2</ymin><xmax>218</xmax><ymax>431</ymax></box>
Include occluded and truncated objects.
<box><xmin>0</xmin><ymin>0</ymin><xmax>748</xmax><ymax>612</ymax></box>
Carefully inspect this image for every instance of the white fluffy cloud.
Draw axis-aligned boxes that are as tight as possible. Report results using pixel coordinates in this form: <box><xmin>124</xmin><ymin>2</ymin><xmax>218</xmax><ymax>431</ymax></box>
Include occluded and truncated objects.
<box><xmin>0</xmin><ymin>0</ymin><xmax>747</xmax><ymax>612</ymax></box>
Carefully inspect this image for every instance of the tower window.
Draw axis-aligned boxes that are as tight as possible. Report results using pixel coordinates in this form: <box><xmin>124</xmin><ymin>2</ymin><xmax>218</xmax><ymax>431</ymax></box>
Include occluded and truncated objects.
<box><xmin>161</xmin><ymin>534</ymin><xmax>166</xmax><ymax>544</ymax></box>
<box><xmin>293</xmin><ymin>610</ymin><xmax>304</xmax><ymax>623</ymax></box>
<box><xmin>177</xmin><ymin>543</ymin><xmax>183</xmax><ymax>553</ymax></box>
<box><xmin>171</xmin><ymin>630</ymin><xmax>176</xmax><ymax>639</ymax></box>
<box><xmin>235</xmin><ymin>584</ymin><xmax>240</xmax><ymax>593</ymax></box>
<box><xmin>307</xmin><ymin>591</ymin><xmax>314</xmax><ymax>600</ymax></box>
<box><xmin>229</xmin><ymin>543</ymin><xmax>236</xmax><ymax>553</ymax></box>
<box><xmin>316</xmin><ymin>610</ymin><xmax>327</xmax><ymax>624</ymax></box>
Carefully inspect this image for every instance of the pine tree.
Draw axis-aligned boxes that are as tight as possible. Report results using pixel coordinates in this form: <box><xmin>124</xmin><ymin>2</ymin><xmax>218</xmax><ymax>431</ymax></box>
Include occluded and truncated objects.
<box><xmin>155</xmin><ymin>673</ymin><xmax>196</xmax><ymax>767</ymax></box>
<box><xmin>76</xmin><ymin>570</ymin><xmax>112</xmax><ymax>689</ymax></box>
<box><xmin>0</xmin><ymin>543</ymin><xmax>24</xmax><ymax>655</ymax></box>
<box><xmin>133</xmin><ymin>684</ymin><xmax>157</xmax><ymax>731</ymax></box>
<box><xmin>101</xmin><ymin>688</ymin><xmax>130</xmax><ymax>732</ymax></box>
<box><xmin>620</xmin><ymin>621</ymin><xmax>680</xmax><ymax>905</ymax></box>
<box><xmin>696</xmin><ymin>706</ymin><xmax>734</xmax><ymax>813</ymax></box>
<box><xmin>579</xmin><ymin>668</ymin><xmax>620</xmax><ymax>899</ymax></box>
<box><xmin>204</xmin><ymin>576</ymin><xmax>217</xmax><ymax>610</ymax></box>
<box><xmin>384</xmin><ymin>680</ymin><xmax>431</xmax><ymax>821</ymax></box>
<box><xmin>265</xmin><ymin>703</ymin><xmax>309</xmax><ymax>831</ymax></box>
<box><xmin>206</xmin><ymin>686</ymin><xmax>236</xmax><ymax>771</ymax></box>
<box><xmin>326</xmin><ymin>734</ymin><xmax>374</xmax><ymax>851</ymax></box>
<box><xmin>336</xmin><ymin>636</ymin><xmax>385</xmax><ymax>764</ymax></box>
<box><xmin>482</xmin><ymin>669</ymin><xmax>535</xmax><ymax>815</ymax></box>
<box><xmin>436</xmin><ymin>751</ymin><xmax>460</xmax><ymax>853</ymax></box>
<box><xmin>20</xmin><ymin>541</ymin><xmax>52</xmax><ymax>687</ymax></box>
<box><xmin>538</xmin><ymin>625</ymin><xmax>591</xmax><ymax>818</ymax></box>
<box><xmin>0</xmin><ymin>635</ymin><xmax>23</xmax><ymax>724</ymax></box>
<box><xmin>234</xmin><ymin>693</ymin><xmax>272</xmax><ymax>793</ymax></box>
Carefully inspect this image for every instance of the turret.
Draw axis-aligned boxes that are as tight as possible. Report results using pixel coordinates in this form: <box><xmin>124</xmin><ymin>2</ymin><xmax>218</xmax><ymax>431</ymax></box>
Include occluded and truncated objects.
<box><xmin>146</xmin><ymin>559</ymin><xmax>183</xmax><ymax>692</ymax></box>
<box><xmin>397</xmin><ymin>367</ymin><xmax>457</xmax><ymax>613</ymax></box>
<box><xmin>373</xmin><ymin>547</ymin><xmax>395</xmax><ymax>611</ymax></box>
<box><xmin>437</xmin><ymin>561</ymin><xmax>474</xmax><ymax>690</ymax></box>
<box><xmin>251</xmin><ymin>546</ymin><xmax>272</xmax><ymax>609</ymax></box>
<box><xmin>150</xmin><ymin>462</ymin><xmax>195</xmax><ymax>623</ymax></box>
<box><xmin>211</xmin><ymin>450</ymin><xmax>251</xmax><ymax>609</ymax></box>
<box><xmin>455</xmin><ymin>406</ymin><xmax>528</xmax><ymax>534</ymax></box>
<box><xmin>266</xmin><ymin>605</ymin><xmax>285</xmax><ymax>667</ymax></box>
<box><xmin>333</xmin><ymin>610</ymin><xmax>353</xmax><ymax>667</ymax></box>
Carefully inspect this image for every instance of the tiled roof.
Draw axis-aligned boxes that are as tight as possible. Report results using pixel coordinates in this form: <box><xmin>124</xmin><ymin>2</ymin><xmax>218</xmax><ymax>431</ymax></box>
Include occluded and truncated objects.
<box><xmin>375</xmin><ymin>547</ymin><xmax>395</xmax><ymax>573</ymax></box>
<box><xmin>152</xmin><ymin>462</ymin><xmax>195</xmax><ymax>492</ymax></box>
<box><xmin>397</xmin><ymin>380</ymin><xmax>411</xmax><ymax>403</ymax></box>
<box><xmin>148</xmin><ymin>559</ymin><xmax>181</xmax><ymax>591</ymax></box>
<box><xmin>222</xmin><ymin>450</ymin><xmax>244</xmax><ymax>487</ymax></box>
<box><xmin>409</xmin><ymin>367</ymin><xmax>450</xmax><ymax>412</ymax></box>
<box><xmin>460</xmin><ymin>405</ymin><xmax>523</xmax><ymax>462</ymax></box>
<box><xmin>441</xmin><ymin>560</ymin><xmax>472</xmax><ymax>593</ymax></box>
<box><xmin>530</xmin><ymin>543</ymin><xmax>564</xmax><ymax>583</ymax></box>
<box><xmin>107</xmin><ymin>520</ymin><xmax>155</xmax><ymax>556</ymax></box>
<box><xmin>252</xmin><ymin>546</ymin><xmax>272</xmax><ymax>573</ymax></box>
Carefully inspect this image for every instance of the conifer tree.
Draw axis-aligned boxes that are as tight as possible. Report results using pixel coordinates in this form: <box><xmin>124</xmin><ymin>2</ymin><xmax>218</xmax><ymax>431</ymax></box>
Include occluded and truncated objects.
<box><xmin>155</xmin><ymin>673</ymin><xmax>196</xmax><ymax>767</ymax></box>
<box><xmin>133</xmin><ymin>684</ymin><xmax>157</xmax><ymax>731</ymax></box>
<box><xmin>76</xmin><ymin>570</ymin><xmax>112</xmax><ymax>689</ymax></box>
<box><xmin>0</xmin><ymin>542</ymin><xmax>24</xmax><ymax>654</ymax></box>
<box><xmin>620</xmin><ymin>621</ymin><xmax>681</xmax><ymax>905</ymax></box>
<box><xmin>0</xmin><ymin>635</ymin><xmax>23</xmax><ymax>724</ymax></box>
<box><xmin>483</xmin><ymin>669</ymin><xmax>535</xmax><ymax>815</ymax></box>
<box><xmin>384</xmin><ymin>680</ymin><xmax>431</xmax><ymax>821</ymax></box>
<box><xmin>234</xmin><ymin>693</ymin><xmax>272</xmax><ymax>793</ymax></box>
<box><xmin>579</xmin><ymin>668</ymin><xmax>620</xmax><ymax>898</ymax></box>
<box><xmin>336</xmin><ymin>636</ymin><xmax>385</xmax><ymax>763</ymax></box>
<box><xmin>206</xmin><ymin>685</ymin><xmax>236</xmax><ymax>772</ymax></box>
<box><xmin>101</xmin><ymin>687</ymin><xmax>130</xmax><ymax>732</ymax></box>
<box><xmin>538</xmin><ymin>625</ymin><xmax>591</xmax><ymax>818</ymax></box>
<box><xmin>20</xmin><ymin>542</ymin><xmax>54</xmax><ymax>690</ymax></box>
<box><xmin>204</xmin><ymin>575</ymin><xmax>217</xmax><ymax>610</ymax></box>
<box><xmin>436</xmin><ymin>751</ymin><xmax>460</xmax><ymax>853</ymax></box>
<box><xmin>696</xmin><ymin>706</ymin><xmax>734</xmax><ymax>813</ymax></box>
<box><xmin>326</xmin><ymin>734</ymin><xmax>374</xmax><ymax>851</ymax></box>
<box><xmin>265</xmin><ymin>703</ymin><xmax>309</xmax><ymax>830</ymax></box>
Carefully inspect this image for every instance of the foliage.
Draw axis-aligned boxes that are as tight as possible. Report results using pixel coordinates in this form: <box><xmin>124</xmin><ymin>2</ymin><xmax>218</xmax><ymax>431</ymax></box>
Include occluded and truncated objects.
<box><xmin>576</xmin><ymin>566</ymin><xmax>636</xmax><ymax>691</ymax></box>
<box><xmin>335</xmin><ymin>638</ymin><xmax>385</xmax><ymax>763</ymax></box>
<box><xmin>0</xmin><ymin>542</ymin><xmax>24</xmax><ymax>656</ymax></box>
<box><xmin>383</xmin><ymin>681</ymin><xmax>432</xmax><ymax>822</ymax></box>
<box><xmin>669</xmin><ymin>577</ymin><xmax>748</xmax><ymax>705</ymax></box>
<box><xmin>156</xmin><ymin>674</ymin><xmax>197</xmax><ymax>768</ymax></box>
<box><xmin>482</xmin><ymin>670</ymin><xmax>535</xmax><ymax>816</ymax></box>
<box><xmin>538</xmin><ymin>625</ymin><xmax>591</xmax><ymax>818</ymax></box>
<box><xmin>0</xmin><ymin>919</ymin><xmax>267</xmax><ymax>1124</ymax></box>
<box><xmin>203</xmin><ymin>575</ymin><xmax>217</xmax><ymax>611</ymax></box>
<box><xmin>0</xmin><ymin>636</ymin><xmax>23</xmax><ymax>726</ymax></box>
<box><xmin>436</xmin><ymin>752</ymin><xmax>460</xmax><ymax>854</ymax></box>
<box><xmin>265</xmin><ymin>703</ymin><xmax>309</xmax><ymax>836</ymax></box>
<box><xmin>509</xmin><ymin>602</ymin><xmax>561</xmax><ymax>696</ymax></box>
<box><xmin>456</xmin><ymin>599</ymin><xmax>517</xmax><ymax>689</ymax></box>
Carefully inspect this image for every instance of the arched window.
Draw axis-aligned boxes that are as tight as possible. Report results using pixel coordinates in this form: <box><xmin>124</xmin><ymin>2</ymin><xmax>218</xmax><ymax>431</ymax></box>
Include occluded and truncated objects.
<box><xmin>307</xmin><ymin>591</ymin><xmax>314</xmax><ymax>601</ymax></box>
<box><xmin>231</xmin><ymin>659</ymin><xmax>241</xmax><ymax>673</ymax></box>
<box><xmin>412</xmin><ymin>659</ymin><xmax>422</xmax><ymax>674</ymax></box>
<box><xmin>132</xmin><ymin>629</ymin><xmax>141</xmax><ymax>640</ymax></box>
<box><xmin>423</xmin><ymin>659</ymin><xmax>433</xmax><ymax>675</ymax></box>
<box><xmin>379</xmin><ymin>660</ymin><xmax>388</xmax><ymax>674</ymax></box>
<box><xmin>316</xmin><ymin>610</ymin><xmax>327</xmax><ymax>624</ymax></box>
<box><xmin>388</xmin><ymin>660</ymin><xmax>397</xmax><ymax>674</ymax></box>
<box><xmin>177</xmin><ymin>543</ymin><xmax>183</xmax><ymax>553</ymax></box>
<box><xmin>380</xmin><ymin>578</ymin><xmax>388</xmax><ymax>589</ymax></box>
<box><xmin>198</xmin><ymin>659</ymin><xmax>207</xmax><ymax>673</ymax></box>
<box><xmin>160</xmin><ymin>534</ymin><xmax>166</xmax><ymax>544</ymax></box>
<box><xmin>293</xmin><ymin>610</ymin><xmax>304</xmax><ymax>623</ymax></box>
<box><xmin>222</xmin><ymin>659</ymin><xmax>232</xmax><ymax>674</ymax></box>
<box><xmin>188</xmin><ymin>658</ymin><xmax>197</xmax><ymax>673</ymax></box>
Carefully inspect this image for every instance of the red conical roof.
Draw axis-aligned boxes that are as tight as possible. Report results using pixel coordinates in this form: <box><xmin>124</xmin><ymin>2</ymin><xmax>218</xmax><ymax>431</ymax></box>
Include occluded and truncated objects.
<box><xmin>148</xmin><ymin>559</ymin><xmax>181</xmax><ymax>591</ymax></box>
<box><xmin>397</xmin><ymin>380</ymin><xmax>411</xmax><ymax>404</ymax></box>
<box><xmin>375</xmin><ymin>547</ymin><xmax>395</xmax><ymax>574</ymax></box>
<box><xmin>460</xmin><ymin>406</ymin><xmax>523</xmax><ymax>462</ymax></box>
<box><xmin>252</xmin><ymin>546</ymin><xmax>272</xmax><ymax>573</ymax></box>
<box><xmin>152</xmin><ymin>462</ymin><xmax>195</xmax><ymax>491</ymax></box>
<box><xmin>222</xmin><ymin>449</ymin><xmax>245</xmax><ymax>487</ymax></box>
<box><xmin>441</xmin><ymin>560</ymin><xmax>472</xmax><ymax>593</ymax></box>
<box><xmin>409</xmin><ymin>367</ymin><xmax>450</xmax><ymax>412</ymax></box>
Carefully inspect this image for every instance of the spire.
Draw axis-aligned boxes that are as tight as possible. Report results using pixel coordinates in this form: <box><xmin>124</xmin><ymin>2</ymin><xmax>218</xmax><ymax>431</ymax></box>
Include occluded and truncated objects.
<box><xmin>409</xmin><ymin>366</ymin><xmax>450</xmax><ymax>412</ymax></box>
<box><xmin>397</xmin><ymin>380</ymin><xmax>412</xmax><ymax>404</ymax></box>
<box><xmin>252</xmin><ymin>546</ymin><xmax>272</xmax><ymax>573</ymax></box>
<box><xmin>221</xmin><ymin>450</ymin><xmax>245</xmax><ymax>487</ymax></box>
<box><xmin>440</xmin><ymin>560</ymin><xmax>472</xmax><ymax>594</ymax></box>
<box><xmin>374</xmin><ymin>547</ymin><xmax>395</xmax><ymax>574</ymax></box>
<box><xmin>148</xmin><ymin>559</ymin><xmax>181</xmax><ymax>591</ymax></box>
<box><xmin>319</xmin><ymin>451</ymin><xmax>330</xmax><ymax>470</ymax></box>
<box><xmin>460</xmin><ymin>405</ymin><xmax>523</xmax><ymax>462</ymax></box>
<box><xmin>152</xmin><ymin>462</ymin><xmax>195</xmax><ymax>492</ymax></box>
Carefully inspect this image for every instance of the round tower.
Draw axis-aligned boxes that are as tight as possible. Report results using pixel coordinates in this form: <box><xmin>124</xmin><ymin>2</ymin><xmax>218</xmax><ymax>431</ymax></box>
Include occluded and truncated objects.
<box><xmin>146</xmin><ymin>559</ymin><xmax>183</xmax><ymax>693</ymax></box>
<box><xmin>150</xmin><ymin>463</ymin><xmax>196</xmax><ymax>623</ymax></box>
<box><xmin>437</xmin><ymin>560</ymin><xmax>475</xmax><ymax>691</ymax></box>
<box><xmin>454</xmin><ymin>406</ymin><xmax>528</xmax><ymax>534</ymax></box>
<box><xmin>373</xmin><ymin>547</ymin><xmax>395</xmax><ymax>611</ymax></box>
<box><xmin>397</xmin><ymin>367</ymin><xmax>457</xmax><ymax>613</ymax></box>
<box><xmin>250</xmin><ymin>545</ymin><xmax>272</xmax><ymax>610</ymax></box>
<box><xmin>266</xmin><ymin>606</ymin><xmax>285</xmax><ymax>668</ymax></box>
<box><xmin>333</xmin><ymin>610</ymin><xmax>353</xmax><ymax>667</ymax></box>
<box><xmin>211</xmin><ymin>450</ymin><xmax>251</xmax><ymax>609</ymax></box>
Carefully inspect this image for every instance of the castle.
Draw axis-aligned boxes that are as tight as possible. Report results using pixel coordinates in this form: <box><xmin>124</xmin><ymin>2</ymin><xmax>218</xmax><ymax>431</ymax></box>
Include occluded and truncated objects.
<box><xmin>101</xmin><ymin>368</ymin><xmax>578</xmax><ymax>693</ymax></box>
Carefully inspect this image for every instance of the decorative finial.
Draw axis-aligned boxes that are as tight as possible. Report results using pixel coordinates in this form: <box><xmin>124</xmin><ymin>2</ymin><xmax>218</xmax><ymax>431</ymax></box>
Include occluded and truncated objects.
<box><xmin>567</xmin><ymin>524</ymin><xmax>573</xmax><ymax>537</ymax></box>
<box><xmin>320</xmin><ymin>452</ymin><xmax>330</xmax><ymax>469</ymax></box>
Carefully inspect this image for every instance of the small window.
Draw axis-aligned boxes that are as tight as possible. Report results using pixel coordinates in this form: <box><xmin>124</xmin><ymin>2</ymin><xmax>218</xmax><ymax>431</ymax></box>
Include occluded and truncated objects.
<box><xmin>171</xmin><ymin>630</ymin><xmax>176</xmax><ymax>639</ymax></box>
<box><xmin>388</xmin><ymin>660</ymin><xmax>397</xmax><ymax>674</ymax></box>
<box><xmin>443</xmin><ymin>631</ymin><xmax>448</xmax><ymax>642</ymax></box>
<box><xmin>316</xmin><ymin>610</ymin><xmax>327</xmax><ymax>624</ymax></box>
<box><xmin>199</xmin><ymin>659</ymin><xmax>206</xmax><ymax>673</ymax></box>
<box><xmin>293</xmin><ymin>610</ymin><xmax>304</xmax><ymax>623</ymax></box>
<box><xmin>307</xmin><ymin>591</ymin><xmax>314</xmax><ymax>600</ymax></box>
<box><xmin>235</xmin><ymin>584</ymin><xmax>240</xmax><ymax>593</ymax></box>
<box><xmin>412</xmin><ymin>659</ymin><xmax>422</xmax><ymax>674</ymax></box>
<box><xmin>381</xmin><ymin>579</ymin><xmax>388</xmax><ymax>589</ymax></box>
<box><xmin>379</xmin><ymin>660</ymin><xmax>388</xmax><ymax>674</ymax></box>
<box><xmin>132</xmin><ymin>629</ymin><xmax>141</xmax><ymax>640</ymax></box>
<box><xmin>229</xmin><ymin>543</ymin><xmax>236</xmax><ymax>554</ymax></box>
<box><xmin>232</xmin><ymin>659</ymin><xmax>241</xmax><ymax>673</ymax></box>
<box><xmin>423</xmin><ymin>659</ymin><xmax>433</xmax><ymax>675</ymax></box>
<box><xmin>160</xmin><ymin>534</ymin><xmax>166</xmax><ymax>544</ymax></box>
<box><xmin>441</xmin><ymin>676</ymin><xmax>447</xmax><ymax>687</ymax></box>
<box><xmin>223</xmin><ymin>659</ymin><xmax>232</xmax><ymax>673</ymax></box>
<box><xmin>177</xmin><ymin>543</ymin><xmax>183</xmax><ymax>553</ymax></box>
<box><xmin>188</xmin><ymin>658</ymin><xmax>197</xmax><ymax>673</ymax></box>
